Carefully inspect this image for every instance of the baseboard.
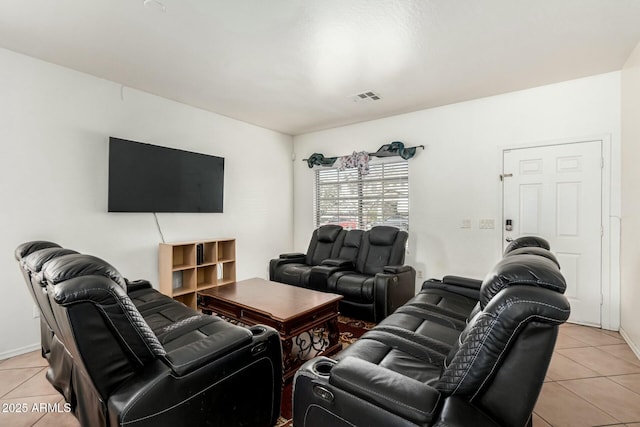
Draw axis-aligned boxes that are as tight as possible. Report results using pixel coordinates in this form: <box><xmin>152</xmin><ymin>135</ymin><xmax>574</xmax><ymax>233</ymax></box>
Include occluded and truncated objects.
<box><xmin>619</xmin><ymin>327</ymin><xmax>640</xmax><ymax>361</ymax></box>
<box><xmin>0</xmin><ymin>343</ymin><xmax>40</xmax><ymax>361</ymax></box>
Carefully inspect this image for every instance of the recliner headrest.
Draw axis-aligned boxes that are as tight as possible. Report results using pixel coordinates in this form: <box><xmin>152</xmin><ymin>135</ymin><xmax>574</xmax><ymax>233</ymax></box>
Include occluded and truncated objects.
<box><xmin>22</xmin><ymin>248</ymin><xmax>80</xmax><ymax>276</ymax></box>
<box><xmin>343</xmin><ymin>230</ymin><xmax>364</xmax><ymax>247</ymax></box>
<box><xmin>15</xmin><ymin>241</ymin><xmax>61</xmax><ymax>261</ymax></box>
<box><xmin>503</xmin><ymin>236</ymin><xmax>550</xmax><ymax>255</ymax></box>
<box><xmin>480</xmin><ymin>254</ymin><xmax>566</xmax><ymax>307</ymax></box>
<box><xmin>503</xmin><ymin>247</ymin><xmax>560</xmax><ymax>269</ymax></box>
<box><xmin>368</xmin><ymin>226</ymin><xmax>399</xmax><ymax>246</ymax></box>
<box><xmin>41</xmin><ymin>253</ymin><xmax>127</xmax><ymax>290</ymax></box>
<box><xmin>317</xmin><ymin>225</ymin><xmax>343</xmax><ymax>243</ymax></box>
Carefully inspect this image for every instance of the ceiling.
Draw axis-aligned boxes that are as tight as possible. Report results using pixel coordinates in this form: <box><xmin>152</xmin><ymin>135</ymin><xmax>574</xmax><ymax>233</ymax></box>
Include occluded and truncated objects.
<box><xmin>1</xmin><ymin>0</ymin><xmax>640</xmax><ymax>136</ymax></box>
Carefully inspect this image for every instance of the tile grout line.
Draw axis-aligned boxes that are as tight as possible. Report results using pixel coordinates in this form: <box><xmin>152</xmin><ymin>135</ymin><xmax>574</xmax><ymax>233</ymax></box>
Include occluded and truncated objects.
<box><xmin>538</xmin><ymin>326</ymin><xmax>640</xmax><ymax>426</ymax></box>
<box><xmin>0</xmin><ymin>366</ymin><xmax>47</xmax><ymax>400</ymax></box>
<box><xmin>553</xmin><ymin>379</ymin><xmax>627</xmax><ymax>424</ymax></box>
<box><xmin>552</xmin><ymin>345</ymin><xmax>640</xmax><ymax>426</ymax></box>
<box><xmin>606</xmin><ymin>374</ymin><xmax>640</xmax><ymax>398</ymax></box>
<box><xmin>29</xmin><ymin>408</ymin><xmax>48</xmax><ymax>427</ymax></box>
<box><xmin>555</xmin><ymin>346</ymin><xmax>640</xmax><ymax>376</ymax></box>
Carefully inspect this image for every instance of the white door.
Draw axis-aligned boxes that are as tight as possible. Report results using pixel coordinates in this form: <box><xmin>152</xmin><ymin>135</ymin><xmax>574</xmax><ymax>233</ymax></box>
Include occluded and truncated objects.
<box><xmin>502</xmin><ymin>141</ymin><xmax>602</xmax><ymax>326</ymax></box>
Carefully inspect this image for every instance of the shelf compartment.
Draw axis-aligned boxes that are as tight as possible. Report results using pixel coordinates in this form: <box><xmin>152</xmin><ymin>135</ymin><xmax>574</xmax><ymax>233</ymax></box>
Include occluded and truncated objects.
<box><xmin>173</xmin><ymin>293</ymin><xmax>196</xmax><ymax>309</ymax></box>
<box><xmin>218</xmin><ymin>261</ymin><xmax>236</xmax><ymax>285</ymax></box>
<box><xmin>202</xmin><ymin>242</ymin><xmax>218</xmax><ymax>265</ymax></box>
<box><xmin>172</xmin><ymin>269</ymin><xmax>196</xmax><ymax>291</ymax></box>
<box><xmin>172</xmin><ymin>244</ymin><xmax>195</xmax><ymax>269</ymax></box>
<box><xmin>218</xmin><ymin>240</ymin><xmax>236</xmax><ymax>262</ymax></box>
<box><xmin>197</xmin><ymin>265</ymin><xmax>217</xmax><ymax>289</ymax></box>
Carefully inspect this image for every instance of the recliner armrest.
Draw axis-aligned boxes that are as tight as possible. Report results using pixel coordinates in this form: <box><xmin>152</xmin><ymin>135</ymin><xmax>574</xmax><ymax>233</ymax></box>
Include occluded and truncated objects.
<box><xmin>270</xmin><ymin>254</ymin><xmax>308</xmax><ymax>281</ymax></box>
<box><xmin>373</xmin><ymin>266</ymin><xmax>416</xmax><ymax>321</ymax></box>
<box><xmin>421</xmin><ymin>277</ymin><xmax>481</xmax><ymax>301</ymax></box>
<box><xmin>441</xmin><ymin>275</ymin><xmax>482</xmax><ymax>290</ymax></box>
<box><xmin>164</xmin><ymin>327</ymin><xmax>253</xmax><ymax>376</ymax></box>
<box><xmin>309</xmin><ymin>264</ymin><xmax>354</xmax><ymax>291</ymax></box>
<box><xmin>321</xmin><ymin>258</ymin><xmax>355</xmax><ymax>268</ymax></box>
<box><xmin>279</xmin><ymin>252</ymin><xmax>306</xmax><ymax>260</ymax></box>
<box><xmin>125</xmin><ymin>279</ymin><xmax>152</xmax><ymax>293</ymax></box>
<box><xmin>329</xmin><ymin>356</ymin><xmax>441</xmax><ymax>425</ymax></box>
<box><xmin>383</xmin><ymin>265</ymin><xmax>411</xmax><ymax>274</ymax></box>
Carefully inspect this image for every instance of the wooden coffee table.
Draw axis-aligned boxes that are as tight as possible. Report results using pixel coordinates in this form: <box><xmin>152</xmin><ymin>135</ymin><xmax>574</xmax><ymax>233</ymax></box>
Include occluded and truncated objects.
<box><xmin>198</xmin><ymin>278</ymin><xmax>343</xmax><ymax>380</ymax></box>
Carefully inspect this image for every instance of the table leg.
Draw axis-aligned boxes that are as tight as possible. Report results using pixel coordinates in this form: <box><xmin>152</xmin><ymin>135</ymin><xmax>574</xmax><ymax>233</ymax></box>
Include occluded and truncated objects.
<box><xmin>281</xmin><ymin>337</ymin><xmax>295</xmax><ymax>379</ymax></box>
<box><xmin>322</xmin><ymin>316</ymin><xmax>342</xmax><ymax>357</ymax></box>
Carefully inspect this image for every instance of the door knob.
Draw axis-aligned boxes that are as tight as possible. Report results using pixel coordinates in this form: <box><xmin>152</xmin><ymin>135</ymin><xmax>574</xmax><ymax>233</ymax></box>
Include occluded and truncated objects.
<box><xmin>506</xmin><ymin>237</ymin><xmax>514</xmax><ymax>242</ymax></box>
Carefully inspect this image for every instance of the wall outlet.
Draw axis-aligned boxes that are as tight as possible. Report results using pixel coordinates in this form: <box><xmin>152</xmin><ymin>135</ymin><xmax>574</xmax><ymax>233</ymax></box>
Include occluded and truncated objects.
<box><xmin>461</xmin><ymin>219</ymin><xmax>471</xmax><ymax>229</ymax></box>
<box><xmin>417</xmin><ymin>270</ymin><xmax>424</xmax><ymax>279</ymax></box>
<box><xmin>479</xmin><ymin>219</ymin><xmax>495</xmax><ymax>229</ymax></box>
<box><xmin>33</xmin><ymin>305</ymin><xmax>40</xmax><ymax>319</ymax></box>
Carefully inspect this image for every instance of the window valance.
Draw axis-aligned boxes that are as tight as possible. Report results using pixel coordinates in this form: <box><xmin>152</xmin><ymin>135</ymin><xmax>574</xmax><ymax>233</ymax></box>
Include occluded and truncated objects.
<box><xmin>303</xmin><ymin>141</ymin><xmax>424</xmax><ymax>171</ymax></box>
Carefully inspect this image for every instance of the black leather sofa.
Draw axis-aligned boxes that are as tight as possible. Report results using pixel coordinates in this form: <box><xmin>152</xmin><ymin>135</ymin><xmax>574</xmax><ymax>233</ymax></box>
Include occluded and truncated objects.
<box><xmin>270</xmin><ymin>225</ymin><xmax>416</xmax><ymax>322</ymax></box>
<box><xmin>15</xmin><ymin>241</ymin><xmax>282</xmax><ymax>427</ymax></box>
<box><xmin>414</xmin><ymin>235</ymin><xmax>557</xmax><ymax>321</ymax></box>
<box><xmin>293</xmin><ymin>242</ymin><xmax>570</xmax><ymax>427</ymax></box>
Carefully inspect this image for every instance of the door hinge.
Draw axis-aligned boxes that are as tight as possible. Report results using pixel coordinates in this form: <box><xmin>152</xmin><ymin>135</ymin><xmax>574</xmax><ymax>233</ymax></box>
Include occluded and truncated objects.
<box><xmin>500</xmin><ymin>173</ymin><xmax>513</xmax><ymax>181</ymax></box>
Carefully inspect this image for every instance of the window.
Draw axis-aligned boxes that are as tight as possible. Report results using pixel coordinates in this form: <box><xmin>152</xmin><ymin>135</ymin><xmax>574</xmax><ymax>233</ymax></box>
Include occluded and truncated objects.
<box><xmin>315</xmin><ymin>160</ymin><xmax>409</xmax><ymax>231</ymax></box>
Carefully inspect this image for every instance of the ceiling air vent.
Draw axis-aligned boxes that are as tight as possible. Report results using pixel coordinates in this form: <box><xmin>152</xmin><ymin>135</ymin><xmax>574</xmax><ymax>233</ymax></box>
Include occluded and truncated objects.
<box><xmin>351</xmin><ymin>91</ymin><xmax>382</xmax><ymax>103</ymax></box>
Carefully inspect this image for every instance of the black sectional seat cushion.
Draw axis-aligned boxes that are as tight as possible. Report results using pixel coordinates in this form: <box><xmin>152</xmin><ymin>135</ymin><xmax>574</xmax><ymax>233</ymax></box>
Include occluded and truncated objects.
<box><xmin>336</xmin><ymin>253</ymin><xmax>566</xmax><ymax>372</ymax></box>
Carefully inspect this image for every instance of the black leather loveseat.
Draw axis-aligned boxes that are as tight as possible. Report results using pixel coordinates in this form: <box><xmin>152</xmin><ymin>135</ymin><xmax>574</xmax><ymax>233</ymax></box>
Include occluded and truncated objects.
<box><xmin>270</xmin><ymin>225</ymin><xmax>416</xmax><ymax>322</ymax></box>
<box><xmin>293</xmin><ymin>240</ymin><xmax>570</xmax><ymax>427</ymax></box>
<box><xmin>15</xmin><ymin>241</ymin><xmax>282</xmax><ymax>427</ymax></box>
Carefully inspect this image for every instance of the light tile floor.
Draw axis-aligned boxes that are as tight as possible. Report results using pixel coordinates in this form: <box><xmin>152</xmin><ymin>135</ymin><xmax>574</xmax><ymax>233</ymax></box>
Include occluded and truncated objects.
<box><xmin>0</xmin><ymin>351</ymin><xmax>77</xmax><ymax>426</ymax></box>
<box><xmin>0</xmin><ymin>324</ymin><xmax>638</xmax><ymax>426</ymax></box>
<box><xmin>533</xmin><ymin>323</ymin><xmax>640</xmax><ymax>427</ymax></box>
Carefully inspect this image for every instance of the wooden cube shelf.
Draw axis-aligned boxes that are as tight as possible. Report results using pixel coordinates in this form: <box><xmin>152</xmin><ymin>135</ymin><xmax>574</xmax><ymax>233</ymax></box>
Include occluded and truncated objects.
<box><xmin>159</xmin><ymin>238</ymin><xmax>236</xmax><ymax>309</ymax></box>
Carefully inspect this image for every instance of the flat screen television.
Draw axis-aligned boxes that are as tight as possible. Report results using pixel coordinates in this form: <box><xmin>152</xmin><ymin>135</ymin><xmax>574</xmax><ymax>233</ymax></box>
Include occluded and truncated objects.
<box><xmin>108</xmin><ymin>137</ymin><xmax>224</xmax><ymax>213</ymax></box>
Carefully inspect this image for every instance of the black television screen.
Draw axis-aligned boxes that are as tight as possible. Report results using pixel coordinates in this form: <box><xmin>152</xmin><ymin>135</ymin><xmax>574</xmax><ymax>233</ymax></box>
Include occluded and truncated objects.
<box><xmin>108</xmin><ymin>137</ymin><xmax>224</xmax><ymax>213</ymax></box>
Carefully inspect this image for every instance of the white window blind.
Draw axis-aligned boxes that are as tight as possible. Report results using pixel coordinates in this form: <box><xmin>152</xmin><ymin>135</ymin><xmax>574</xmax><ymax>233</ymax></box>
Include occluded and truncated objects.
<box><xmin>315</xmin><ymin>160</ymin><xmax>409</xmax><ymax>231</ymax></box>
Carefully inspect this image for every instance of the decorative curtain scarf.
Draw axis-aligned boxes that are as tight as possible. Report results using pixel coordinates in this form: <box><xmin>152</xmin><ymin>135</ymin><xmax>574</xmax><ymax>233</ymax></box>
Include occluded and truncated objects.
<box><xmin>334</xmin><ymin>151</ymin><xmax>370</xmax><ymax>175</ymax></box>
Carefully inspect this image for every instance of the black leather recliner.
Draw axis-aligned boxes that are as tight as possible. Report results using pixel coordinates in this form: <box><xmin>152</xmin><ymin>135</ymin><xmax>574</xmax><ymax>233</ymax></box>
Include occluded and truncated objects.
<box><xmin>16</xmin><ymin>241</ymin><xmax>283</xmax><ymax>427</ymax></box>
<box><xmin>314</xmin><ymin>226</ymin><xmax>416</xmax><ymax>322</ymax></box>
<box><xmin>15</xmin><ymin>241</ymin><xmax>80</xmax><ymax>401</ymax></box>
<box><xmin>293</xmin><ymin>253</ymin><xmax>570</xmax><ymax>427</ymax></box>
<box><xmin>269</xmin><ymin>224</ymin><xmax>345</xmax><ymax>287</ymax></box>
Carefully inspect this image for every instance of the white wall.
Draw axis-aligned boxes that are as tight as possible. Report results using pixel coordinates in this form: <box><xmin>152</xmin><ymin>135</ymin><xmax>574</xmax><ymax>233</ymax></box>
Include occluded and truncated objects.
<box><xmin>293</xmin><ymin>73</ymin><xmax>621</xmax><ymax>294</ymax></box>
<box><xmin>621</xmin><ymin>41</ymin><xmax>640</xmax><ymax>355</ymax></box>
<box><xmin>0</xmin><ymin>47</ymin><xmax>294</xmax><ymax>358</ymax></box>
